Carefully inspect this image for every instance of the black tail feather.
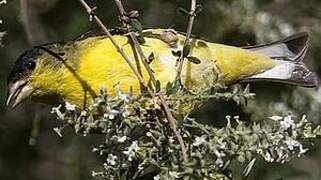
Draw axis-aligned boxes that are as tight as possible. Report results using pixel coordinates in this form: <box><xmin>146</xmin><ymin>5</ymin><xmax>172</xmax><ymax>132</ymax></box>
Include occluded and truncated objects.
<box><xmin>242</xmin><ymin>33</ymin><xmax>318</xmax><ymax>87</ymax></box>
<box><xmin>244</xmin><ymin>32</ymin><xmax>309</xmax><ymax>62</ymax></box>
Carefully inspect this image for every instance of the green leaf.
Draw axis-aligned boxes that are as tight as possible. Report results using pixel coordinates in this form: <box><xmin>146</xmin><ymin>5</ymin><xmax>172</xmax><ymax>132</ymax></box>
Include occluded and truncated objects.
<box><xmin>147</xmin><ymin>52</ymin><xmax>155</xmax><ymax>63</ymax></box>
<box><xmin>171</xmin><ymin>50</ymin><xmax>182</xmax><ymax>57</ymax></box>
<box><xmin>137</xmin><ymin>35</ymin><xmax>146</xmax><ymax>44</ymax></box>
<box><xmin>183</xmin><ymin>44</ymin><xmax>191</xmax><ymax>57</ymax></box>
<box><xmin>165</xmin><ymin>82</ymin><xmax>180</xmax><ymax>95</ymax></box>
<box><xmin>195</xmin><ymin>4</ymin><xmax>203</xmax><ymax>14</ymax></box>
<box><xmin>178</xmin><ymin>7</ymin><xmax>189</xmax><ymax>15</ymax></box>
<box><xmin>165</xmin><ymin>82</ymin><xmax>173</xmax><ymax>93</ymax></box>
<box><xmin>186</xmin><ymin>56</ymin><xmax>201</xmax><ymax>64</ymax></box>
<box><xmin>130</xmin><ymin>19</ymin><xmax>143</xmax><ymax>33</ymax></box>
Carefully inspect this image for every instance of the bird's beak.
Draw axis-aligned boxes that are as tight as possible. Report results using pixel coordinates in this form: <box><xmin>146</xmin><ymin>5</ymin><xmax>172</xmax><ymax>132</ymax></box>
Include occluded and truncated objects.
<box><xmin>6</xmin><ymin>80</ymin><xmax>35</xmax><ymax>109</ymax></box>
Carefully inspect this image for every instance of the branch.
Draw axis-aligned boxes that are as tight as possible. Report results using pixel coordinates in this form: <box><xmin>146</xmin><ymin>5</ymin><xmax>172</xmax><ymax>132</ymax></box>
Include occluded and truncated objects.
<box><xmin>112</xmin><ymin>0</ymin><xmax>187</xmax><ymax>161</ymax></box>
<box><xmin>113</xmin><ymin>0</ymin><xmax>187</xmax><ymax>161</ymax></box>
<box><xmin>114</xmin><ymin>0</ymin><xmax>139</xmax><ymax>33</ymax></box>
<box><xmin>174</xmin><ymin>0</ymin><xmax>197</xmax><ymax>84</ymax></box>
<box><xmin>79</xmin><ymin>0</ymin><xmax>188</xmax><ymax>161</ymax></box>
<box><xmin>78</xmin><ymin>0</ymin><xmax>153</xmax><ymax>96</ymax></box>
<box><xmin>114</xmin><ymin>0</ymin><xmax>128</xmax><ymax>30</ymax></box>
<box><xmin>129</xmin><ymin>33</ymin><xmax>187</xmax><ymax>161</ymax></box>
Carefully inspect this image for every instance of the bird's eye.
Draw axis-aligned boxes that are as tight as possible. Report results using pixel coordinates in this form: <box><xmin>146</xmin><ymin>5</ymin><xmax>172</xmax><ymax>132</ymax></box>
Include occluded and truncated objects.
<box><xmin>26</xmin><ymin>61</ymin><xmax>36</xmax><ymax>70</ymax></box>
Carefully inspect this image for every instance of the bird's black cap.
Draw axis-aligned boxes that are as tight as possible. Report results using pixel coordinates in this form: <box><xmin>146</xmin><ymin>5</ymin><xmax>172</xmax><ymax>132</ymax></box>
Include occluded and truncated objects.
<box><xmin>7</xmin><ymin>47</ymin><xmax>43</xmax><ymax>84</ymax></box>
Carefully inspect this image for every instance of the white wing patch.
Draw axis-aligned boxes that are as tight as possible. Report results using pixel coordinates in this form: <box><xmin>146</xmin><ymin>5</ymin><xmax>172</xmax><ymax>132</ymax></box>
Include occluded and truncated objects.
<box><xmin>250</xmin><ymin>60</ymin><xmax>294</xmax><ymax>79</ymax></box>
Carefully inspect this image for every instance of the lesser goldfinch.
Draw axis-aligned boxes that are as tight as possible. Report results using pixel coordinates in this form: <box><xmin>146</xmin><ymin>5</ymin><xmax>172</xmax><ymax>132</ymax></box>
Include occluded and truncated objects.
<box><xmin>6</xmin><ymin>29</ymin><xmax>317</xmax><ymax>108</ymax></box>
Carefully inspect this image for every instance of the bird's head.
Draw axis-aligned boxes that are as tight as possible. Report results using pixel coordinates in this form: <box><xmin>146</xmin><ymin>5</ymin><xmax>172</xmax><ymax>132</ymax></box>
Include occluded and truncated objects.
<box><xmin>6</xmin><ymin>45</ymin><xmax>66</xmax><ymax>108</ymax></box>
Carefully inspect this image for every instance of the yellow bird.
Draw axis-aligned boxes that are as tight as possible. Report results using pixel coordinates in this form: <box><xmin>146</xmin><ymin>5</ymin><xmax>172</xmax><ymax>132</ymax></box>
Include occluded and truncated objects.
<box><xmin>6</xmin><ymin>29</ymin><xmax>317</xmax><ymax>108</ymax></box>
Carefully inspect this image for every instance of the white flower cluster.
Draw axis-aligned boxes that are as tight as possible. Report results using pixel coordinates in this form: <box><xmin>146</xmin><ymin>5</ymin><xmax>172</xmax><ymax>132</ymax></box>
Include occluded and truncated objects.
<box><xmin>153</xmin><ymin>174</ymin><xmax>160</xmax><ymax>180</ymax></box>
<box><xmin>91</xmin><ymin>171</ymin><xmax>104</xmax><ymax>178</ymax></box>
<box><xmin>213</xmin><ymin>139</ymin><xmax>227</xmax><ymax>167</ymax></box>
<box><xmin>169</xmin><ymin>171</ymin><xmax>180</xmax><ymax>179</ymax></box>
<box><xmin>123</xmin><ymin>141</ymin><xmax>140</xmax><ymax>162</ymax></box>
<box><xmin>111</xmin><ymin>135</ymin><xmax>127</xmax><ymax>143</ymax></box>
<box><xmin>185</xmin><ymin>113</ymin><xmax>320</xmax><ymax>176</ymax></box>
<box><xmin>50</xmin><ymin>82</ymin><xmax>321</xmax><ymax>179</ymax></box>
<box><xmin>115</xmin><ymin>84</ymin><xmax>130</xmax><ymax>103</ymax></box>
<box><xmin>192</xmin><ymin>132</ymin><xmax>227</xmax><ymax>167</ymax></box>
<box><xmin>269</xmin><ymin>115</ymin><xmax>296</xmax><ymax>130</ymax></box>
<box><xmin>50</xmin><ymin>86</ymin><xmax>134</xmax><ymax>134</ymax></box>
<box><xmin>51</xmin><ymin>104</ymin><xmax>64</xmax><ymax>119</ymax></box>
<box><xmin>89</xmin><ymin>87</ymin><xmax>131</xmax><ymax>120</ymax></box>
<box><xmin>106</xmin><ymin>154</ymin><xmax>117</xmax><ymax>166</ymax></box>
<box><xmin>65</xmin><ymin>102</ymin><xmax>76</xmax><ymax>111</ymax></box>
<box><xmin>259</xmin><ymin>115</ymin><xmax>310</xmax><ymax>163</ymax></box>
<box><xmin>192</xmin><ymin>135</ymin><xmax>207</xmax><ymax>147</ymax></box>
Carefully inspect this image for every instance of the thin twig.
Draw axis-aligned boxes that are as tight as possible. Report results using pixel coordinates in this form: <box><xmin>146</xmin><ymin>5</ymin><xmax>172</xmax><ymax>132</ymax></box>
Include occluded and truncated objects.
<box><xmin>128</xmin><ymin>34</ymin><xmax>157</xmax><ymax>85</ymax></box>
<box><xmin>114</xmin><ymin>0</ymin><xmax>127</xmax><ymax>17</ymax></box>
<box><xmin>78</xmin><ymin>0</ymin><xmax>153</xmax><ymax>96</ymax></box>
<box><xmin>114</xmin><ymin>0</ymin><xmax>129</xmax><ymax>30</ymax></box>
<box><xmin>174</xmin><ymin>0</ymin><xmax>197</xmax><ymax>84</ymax></box>
<box><xmin>129</xmin><ymin>33</ymin><xmax>188</xmax><ymax>161</ymax></box>
<box><xmin>79</xmin><ymin>0</ymin><xmax>188</xmax><ymax>161</ymax></box>
<box><xmin>113</xmin><ymin>0</ymin><xmax>188</xmax><ymax>161</ymax></box>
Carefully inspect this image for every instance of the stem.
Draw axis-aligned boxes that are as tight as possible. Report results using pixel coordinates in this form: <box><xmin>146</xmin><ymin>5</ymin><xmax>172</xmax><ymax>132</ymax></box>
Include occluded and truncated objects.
<box><xmin>113</xmin><ymin>0</ymin><xmax>188</xmax><ymax>161</ymax></box>
<box><xmin>114</xmin><ymin>0</ymin><xmax>126</xmax><ymax>16</ymax></box>
<box><xmin>129</xmin><ymin>33</ymin><xmax>157</xmax><ymax>85</ymax></box>
<box><xmin>174</xmin><ymin>0</ymin><xmax>197</xmax><ymax>84</ymax></box>
<box><xmin>129</xmin><ymin>33</ymin><xmax>188</xmax><ymax>161</ymax></box>
<box><xmin>78</xmin><ymin>0</ymin><xmax>152</xmax><ymax>96</ymax></box>
<box><xmin>79</xmin><ymin>0</ymin><xmax>188</xmax><ymax>161</ymax></box>
<box><xmin>114</xmin><ymin>0</ymin><xmax>129</xmax><ymax>30</ymax></box>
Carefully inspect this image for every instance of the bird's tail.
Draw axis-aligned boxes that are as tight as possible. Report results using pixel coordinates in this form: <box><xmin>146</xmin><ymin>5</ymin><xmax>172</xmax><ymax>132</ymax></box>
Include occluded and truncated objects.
<box><xmin>242</xmin><ymin>32</ymin><xmax>317</xmax><ymax>87</ymax></box>
<box><xmin>243</xmin><ymin>33</ymin><xmax>317</xmax><ymax>87</ymax></box>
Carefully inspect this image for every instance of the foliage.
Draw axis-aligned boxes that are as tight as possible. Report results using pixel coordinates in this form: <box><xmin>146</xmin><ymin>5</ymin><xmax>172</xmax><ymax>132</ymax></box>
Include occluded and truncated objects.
<box><xmin>51</xmin><ymin>83</ymin><xmax>321</xmax><ymax>179</ymax></box>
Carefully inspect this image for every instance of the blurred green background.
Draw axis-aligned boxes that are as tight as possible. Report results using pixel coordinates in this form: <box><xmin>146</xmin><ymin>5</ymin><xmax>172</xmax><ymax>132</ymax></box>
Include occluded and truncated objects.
<box><xmin>1</xmin><ymin>0</ymin><xmax>321</xmax><ymax>179</ymax></box>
